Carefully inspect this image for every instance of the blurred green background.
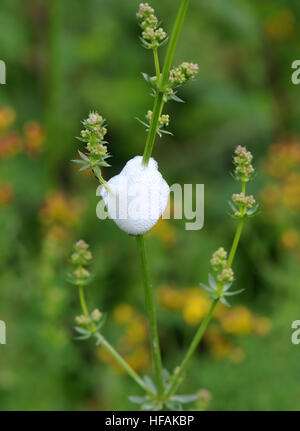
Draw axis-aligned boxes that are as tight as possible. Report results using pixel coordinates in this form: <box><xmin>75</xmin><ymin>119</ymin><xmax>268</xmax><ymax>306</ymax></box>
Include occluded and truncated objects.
<box><xmin>0</xmin><ymin>0</ymin><xmax>300</xmax><ymax>410</ymax></box>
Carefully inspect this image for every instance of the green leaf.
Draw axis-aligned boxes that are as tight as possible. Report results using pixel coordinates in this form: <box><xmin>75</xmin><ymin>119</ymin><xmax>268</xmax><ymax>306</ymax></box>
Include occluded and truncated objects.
<box><xmin>224</xmin><ymin>288</ymin><xmax>245</xmax><ymax>296</ymax></box>
<box><xmin>247</xmin><ymin>204</ymin><xmax>260</xmax><ymax>216</ymax></box>
<box><xmin>129</xmin><ymin>396</ymin><xmax>147</xmax><ymax>404</ymax></box>
<box><xmin>220</xmin><ymin>296</ymin><xmax>231</xmax><ymax>307</ymax></box>
<box><xmin>158</xmin><ymin>36</ymin><xmax>169</xmax><ymax>48</ymax></box>
<box><xmin>74</xmin><ymin>333</ymin><xmax>91</xmax><ymax>341</ymax></box>
<box><xmin>98</xmin><ymin>161</ymin><xmax>111</xmax><ymax>168</ymax></box>
<box><xmin>171</xmin><ymin>394</ymin><xmax>198</xmax><ymax>403</ymax></box>
<box><xmin>208</xmin><ymin>273</ymin><xmax>217</xmax><ymax>290</ymax></box>
<box><xmin>74</xmin><ymin>326</ymin><xmax>90</xmax><ymax>335</ymax></box>
<box><xmin>162</xmin><ymin>368</ymin><xmax>170</xmax><ymax>384</ymax></box>
<box><xmin>141</xmin><ymin>402</ymin><xmax>156</xmax><ymax>411</ymax></box>
<box><xmin>78</xmin><ymin>150</ymin><xmax>90</xmax><ymax>161</ymax></box>
<box><xmin>79</xmin><ymin>165</ymin><xmax>90</xmax><ymax>171</ymax></box>
<box><xmin>71</xmin><ymin>159</ymin><xmax>86</xmax><ymax>165</ymax></box>
<box><xmin>165</xmin><ymin>401</ymin><xmax>183</xmax><ymax>411</ymax></box>
<box><xmin>143</xmin><ymin>375</ymin><xmax>157</xmax><ymax>395</ymax></box>
<box><xmin>200</xmin><ymin>283</ymin><xmax>213</xmax><ymax>293</ymax></box>
<box><xmin>139</xmin><ymin>36</ymin><xmax>152</xmax><ymax>49</ymax></box>
<box><xmin>170</xmin><ymin>93</ymin><xmax>185</xmax><ymax>103</ymax></box>
<box><xmin>135</xmin><ymin>117</ymin><xmax>149</xmax><ymax>128</ymax></box>
<box><xmin>95</xmin><ymin>313</ymin><xmax>107</xmax><ymax>330</ymax></box>
<box><xmin>160</xmin><ymin>129</ymin><xmax>173</xmax><ymax>136</ymax></box>
<box><xmin>228</xmin><ymin>200</ymin><xmax>237</xmax><ymax>212</ymax></box>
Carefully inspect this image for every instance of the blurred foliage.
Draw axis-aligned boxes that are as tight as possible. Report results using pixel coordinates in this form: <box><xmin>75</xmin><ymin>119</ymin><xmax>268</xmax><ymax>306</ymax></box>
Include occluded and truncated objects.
<box><xmin>0</xmin><ymin>0</ymin><xmax>300</xmax><ymax>410</ymax></box>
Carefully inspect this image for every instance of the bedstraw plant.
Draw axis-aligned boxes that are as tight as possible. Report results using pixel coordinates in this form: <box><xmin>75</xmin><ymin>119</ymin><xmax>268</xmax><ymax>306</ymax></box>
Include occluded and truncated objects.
<box><xmin>68</xmin><ymin>1</ymin><xmax>259</xmax><ymax>411</ymax></box>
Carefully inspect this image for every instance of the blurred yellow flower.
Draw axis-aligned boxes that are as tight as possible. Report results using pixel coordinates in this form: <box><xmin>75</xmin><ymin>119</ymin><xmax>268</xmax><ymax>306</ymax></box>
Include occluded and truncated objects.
<box><xmin>113</xmin><ymin>303</ymin><xmax>135</xmax><ymax>323</ymax></box>
<box><xmin>23</xmin><ymin>121</ymin><xmax>44</xmax><ymax>156</ymax></box>
<box><xmin>157</xmin><ymin>285</ymin><xmax>184</xmax><ymax>310</ymax></box>
<box><xmin>281</xmin><ymin>229</ymin><xmax>299</xmax><ymax>251</ymax></box>
<box><xmin>220</xmin><ymin>306</ymin><xmax>254</xmax><ymax>335</ymax></box>
<box><xmin>122</xmin><ymin>319</ymin><xmax>147</xmax><ymax>346</ymax></box>
<box><xmin>182</xmin><ymin>289</ymin><xmax>210</xmax><ymax>326</ymax></box>
<box><xmin>0</xmin><ymin>183</ymin><xmax>13</xmax><ymax>206</ymax></box>
<box><xmin>253</xmin><ymin>317</ymin><xmax>272</xmax><ymax>337</ymax></box>
<box><xmin>0</xmin><ymin>107</ymin><xmax>16</xmax><ymax>133</ymax></box>
<box><xmin>125</xmin><ymin>346</ymin><xmax>150</xmax><ymax>372</ymax></box>
<box><xmin>149</xmin><ymin>218</ymin><xmax>177</xmax><ymax>247</ymax></box>
<box><xmin>0</xmin><ymin>132</ymin><xmax>22</xmax><ymax>159</ymax></box>
<box><xmin>39</xmin><ymin>192</ymin><xmax>83</xmax><ymax>228</ymax></box>
<box><xmin>264</xmin><ymin>10</ymin><xmax>295</xmax><ymax>40</ymax></box>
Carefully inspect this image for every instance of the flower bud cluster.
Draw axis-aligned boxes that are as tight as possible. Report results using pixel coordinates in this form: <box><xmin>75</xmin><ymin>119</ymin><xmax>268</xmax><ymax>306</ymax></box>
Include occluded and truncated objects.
<box><xmin>137</xmin><ymin>3</ymin><xmax>167</xmax><ymax>49</ymax></box>
<box><xmin>80</xmin><ymin>112</ymin><xmax>108</xmax><ymax>160</ymax></box>
<box><xmin>233</xmin><ymin>146</ymin><xmax>255</xmax><ymax>182</ymax></box>
<box><xmin>75</xmin><ymin>308</ymin><xmax>102</xmax><ymax>327</ymax></box>
<box><xmin>70</xmin><ymin>240</ymin><xmax>92</xmax><ymax>285</ymax></box>
<box><xmin>71</xmin><ymin>240</ymin><xmax>92</xmax><ymax>266</ymax></box>
<box><xmin>169</xmin><ymin>62</ymin><xmax>199</xmax><ymax>86</ymax></box>
<box><xmin>146</xmin><ymin>110</ymin><xmax>170</xmax><ymax>128</ymax></box>
<box><xmin>210</xmin><ymin>247</ymin><xmax>234</xmax><ymax>284</ymax></box>
<box><xmin>232</xmin><ymin>192</ymin><xmax>256</xmax><ymax>218</ymax></box>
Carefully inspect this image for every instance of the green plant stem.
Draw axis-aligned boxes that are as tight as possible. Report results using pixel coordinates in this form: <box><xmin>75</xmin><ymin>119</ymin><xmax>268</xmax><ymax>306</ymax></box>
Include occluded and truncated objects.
<box><xmin>153</xmin><ymin>48</ymin><xmax>160</xmax><ymax>80</ymax></box>
<box><xmin>142</xmin><ymin>92</ymin><xmax>165</xmax><ymax>165</ymax></box>
<box><xmin>79</xmin><ymin>285</ymin><xmax>89</xmax><ymax>317</ymax></box>
<box><xmin>94</xmin><ymin>332</ymin><xmax>153</xmax><ymax>396</ymax></box>
<box><xmin>166</xmin><ymin>181</ymin><xmax>247</xmax><ymax>397</ymax></box>
<box><xmin>227</xmin><ymin>219</ymin><xmax>244</xmax><ymax>268</ymax></box>
<box><xmin>161</xmin><ymin>0</ymin><xmax>189</xmax><ymax>88</ymax></box>
<box><xmin>227</xmin><ymin>181</ymin><xmax>246</xmax><ymax>268</ymax></box>
<box><xmin>136</xmin><ymin>235</ymin><xmax>164</xmax><ymax>395</ymax></box>
<box><xmin>77</xmin><ymin>282</ymin><xmax>152</xmax><ymax>396</ymax></box>
<box><xmin>166</xmin><ymin>298</ymin><xmax>219</xmax><ymax>397</ymax></box>
<box><xmin>142</xmin><ymin>0</ymin><xmax>190</xmax><ymax>166</ymax></box>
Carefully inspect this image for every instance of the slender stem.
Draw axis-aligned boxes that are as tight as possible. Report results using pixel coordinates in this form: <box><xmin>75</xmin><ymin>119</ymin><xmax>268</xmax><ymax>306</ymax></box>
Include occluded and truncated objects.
<box><xmin>166</xmin><ymin>181</ymin><xmax>248</xmax><ymax>397</ymax></box>
<box><xmin>161</xmin><ymin>0</ymin><xmax>190</xmax><ymax>88</ymax></box>
<box><xmin>77</xmin><ymin>282</ymin><xmax>152</xmax><ymax>395</ymax></box>
<box><xmin>166</xmin><ymin>298</ymin><xmax>219</xmax><ymax>397</ymax></box>
<box><xmin>142</xmin><ymin>92</ymin><xmax>165</xmax><ymax>165</ymax></box>
<box><xmin>136</xmin><ymin>235</ymin><xmax>164</xmax><ymax>395</ymax></box>
<box><xmin>142</xmin><ymin>0</ymin><xmax>190</xmax><ymax>165</ymax></box>
<box><xmin>79</xmin><ymin>285</ymin><xmax>89</xmax><ymax>317</ymax></box>
<box><xmin>227</xmin><ymin>182</ymin><xmax>246</xmax><ymax>268</ymax></box>
<box><xmin>94</xmin><ymin>333</ymin><xmax>153</xmax><ymax>396</ymax></box>
<box><xmin>227</xmin><ymin>219</ymin><xmax>244</xmax><ymax>268</ymax></box>
<box><xmin>153</xmin><ymin>48</ymin><xmax>160</xmax><ymax>80</ymax></box>
<box><xmin>92</xmin><ymin>168</ymin><xmax>112</xmax><ymax>194</ymax></box>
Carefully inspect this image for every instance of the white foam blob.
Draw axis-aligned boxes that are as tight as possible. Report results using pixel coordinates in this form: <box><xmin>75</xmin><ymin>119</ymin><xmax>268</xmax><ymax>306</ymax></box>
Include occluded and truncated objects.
<box><xmin>101</xmin><ymin>156</ymin><xmax>170</xmax><ymax>235</ymax></box>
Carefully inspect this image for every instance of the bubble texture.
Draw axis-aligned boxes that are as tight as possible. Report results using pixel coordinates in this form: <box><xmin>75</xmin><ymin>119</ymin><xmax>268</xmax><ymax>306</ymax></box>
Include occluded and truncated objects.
<box><xmin>101</xmin><ymin>156</ymin><xmax>170</xmax><ymax>235</ymax></box>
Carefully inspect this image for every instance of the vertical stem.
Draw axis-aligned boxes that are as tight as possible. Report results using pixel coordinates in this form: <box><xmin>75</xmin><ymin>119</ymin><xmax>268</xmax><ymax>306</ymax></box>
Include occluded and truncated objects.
<box><xmin>94</xmin><ymin>334</ymin><xmax>154</xmax><ymax>396</ymax></box>
<box><xmin>161</xmin><ymin>0</ymin><xmax>190</xmax><ymax>88</ymax></box>
<box><xmin>227</xmin><ymin>219</ymin><xmax>244</xmax><ymax>268</ymax></box>
<box><xmin>77</xmin><ymin>281</ymin><xmax>152</xmax><ymax>395</ymax></box>
<box><xmin>136</xmin><ymin>235</ymin><xmax>164</xmax><ymax>395</ymax></box>
<box><xmin>153</xmin><ymin>48</ymin><xmax>160</xmax><ymax>80</ymax></box>
<box><xmin>227</xmin><ymin>181</ymin><xmax>246</xmax><ymax>268</ymax></box>
<box><xmin>166</xmin><ymin>298</ymin><xmax>218</xmax><ymax>397</ymax></box>
<box><xmin>142</xmin><ymin>92</ymin><xmax>165</xmax><ymax>165</ymax></box>
<box><xmin>142</xmin><ymin>0</ymin><xmax>190</xmax><ymax>166</ymax></box>
<box><xmin>78</xmin><ymin>285</ymin><xmax>89</xmax><ymax>318</ymax></box>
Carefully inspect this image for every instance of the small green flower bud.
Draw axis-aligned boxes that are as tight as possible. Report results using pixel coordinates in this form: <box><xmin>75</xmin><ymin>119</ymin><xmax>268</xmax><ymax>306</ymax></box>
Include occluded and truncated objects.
<box><xmin>233</xmin><ymin>146</ymin><xmax>255</xmax><ymax>182</ymax></box>
<box><xmin>75</xmin><ymin>315</ymin><xmax>91</xmax><ymax>326</ymax></box>
<box><xmin>217</xmin><ymin>267</ymin><xmax>234</xmax><ymax>283</ymax></box>
<box><xmin>169</xmin><ymin>62</ymin><xmax>199</xmax><ymax>86</ymax></box>
<box><xmin>74</xmin><ymin>267</ymin><xmax>90</xmax><ymax>280</ymax></box>
<box><xmin>72</xmin><ymin>241</ymin><xmax>92</xmax><ymax>266</ymax></box>
<box><xmin>91</xmin><ymin>309</ymin><xmax>102</xmax><ymax>322</ymax></box>
<box><xmin>210</xmin><ymin>247</ymin><xmax>228</xmax><ymax>272</ymax></box>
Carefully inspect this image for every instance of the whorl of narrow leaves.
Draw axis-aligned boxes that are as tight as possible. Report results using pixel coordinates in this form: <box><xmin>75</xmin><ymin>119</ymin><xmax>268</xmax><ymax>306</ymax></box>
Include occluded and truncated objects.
<box><xmin>72</xmin><ymin>111</ymin><xmax>111</xmax><ymax>183</ymax></box>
